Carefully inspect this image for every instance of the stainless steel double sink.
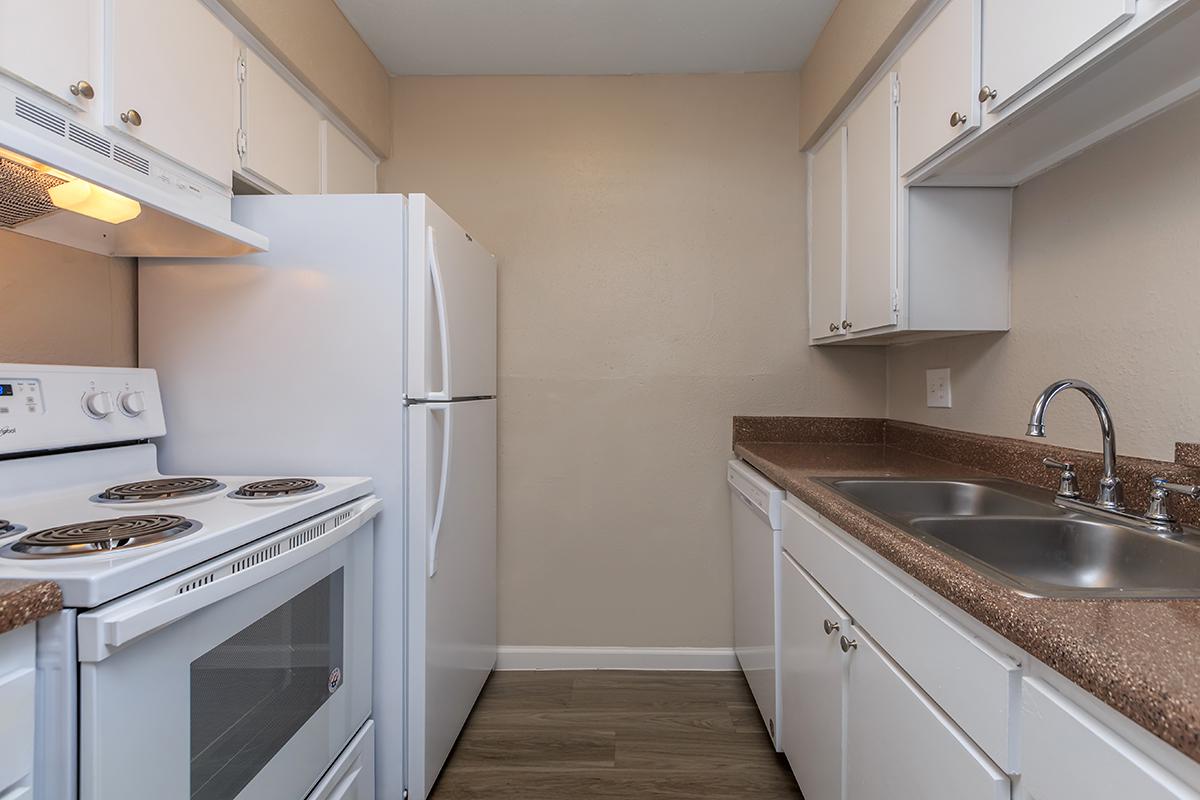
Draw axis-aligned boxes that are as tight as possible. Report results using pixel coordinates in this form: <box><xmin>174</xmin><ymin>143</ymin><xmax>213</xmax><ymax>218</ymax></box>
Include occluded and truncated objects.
<box><xmin>816</xmin><ymin>478</ymin><xmax>1200</xmax><ymax>599</ymax></box>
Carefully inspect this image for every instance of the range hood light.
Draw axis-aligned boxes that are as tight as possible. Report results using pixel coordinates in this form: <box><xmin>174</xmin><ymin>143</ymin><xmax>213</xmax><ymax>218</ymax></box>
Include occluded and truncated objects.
<box><xmin>47</xmin><ymin>179</ymin><xmax>142</xmax><ymax>224</ymax></box>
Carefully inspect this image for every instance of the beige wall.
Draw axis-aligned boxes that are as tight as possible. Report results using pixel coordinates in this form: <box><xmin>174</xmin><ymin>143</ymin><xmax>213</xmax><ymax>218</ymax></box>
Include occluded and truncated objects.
<box><xmin>219</xmin><ymin>0</ymin><xmax>391</xmax><ymax>156</ymax></box>
<box><xmin>0</xmin><ymin>231</ymin><xmax>137</xmax><ymax>367</ymax></box>
<box><xmin>887</xmin><ymin>95</ymin><xmax>1200</xmax><ymax>462</ymax></box>
<box><xmin>797</xmin><ymin>0</ymin><xmax>929</xmax><ymax>149</ymax></box>
<box><xmin>382</xmin><ymin>74</ymin><xmax>886</xmax><ymax>648</ymax></box>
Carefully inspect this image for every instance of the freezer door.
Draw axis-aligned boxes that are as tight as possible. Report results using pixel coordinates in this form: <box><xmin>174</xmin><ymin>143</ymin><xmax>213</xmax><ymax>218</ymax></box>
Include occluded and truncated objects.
<box><xmin>406</xmin><ymin>399</ymin><xmax>497</xmax><ymax>798</ymax></box>
<box><xmin>406</xmin><ymin>195</ymin><xmax>497</xmax><ymax>401</ymax></box>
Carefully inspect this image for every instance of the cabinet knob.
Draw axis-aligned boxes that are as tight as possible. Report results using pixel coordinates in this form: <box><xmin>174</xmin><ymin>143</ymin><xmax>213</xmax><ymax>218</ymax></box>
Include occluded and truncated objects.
<box><xmin>978</xmin><ymin>85</ymin><xmax>997</xmax><ymax>103</ymax></box>
<box><xmin>823</xmin><ymin>619</ymin><xmax>840</xmax><ymax>635</ymax></box>
<box><xmin>841</xmin><ymin>320</ymin><xmax>852</xmax><ymax>331</ymax></box>
<box><xmin>120</xmin><ymin>109</ymin><xmax>143</xmax><ymax>127</ymax></box>
<box><xmin>840</xmin><ymin>635</ymin><xmax>858</xmax><ymax>653</ymax></box>
<box><xmin>69</xmin><ymin>80</ymin><xmax>95</xmax><ymax>100</ymax></box>
<box><xmin>950</xmin><ymin>111</ymin><xmax>967</xmax><ymax>127</ymax></box>
<box><xmin>829</xmin><ymin>323</ymin><xmax>839</xmax><ymax>334</ymax></box>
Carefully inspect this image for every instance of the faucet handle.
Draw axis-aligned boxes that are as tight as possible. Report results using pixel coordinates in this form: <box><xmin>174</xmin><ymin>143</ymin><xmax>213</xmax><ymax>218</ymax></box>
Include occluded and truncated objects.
<box><xmin>1144</xmin><ymin>477</ymin><xmax>1200</xmax><ymax>525</ymax></box>
<box><xmin>1042</xmin><ymin>457</ymin><xmax>1081</xmax><ymax>499</ymax></box>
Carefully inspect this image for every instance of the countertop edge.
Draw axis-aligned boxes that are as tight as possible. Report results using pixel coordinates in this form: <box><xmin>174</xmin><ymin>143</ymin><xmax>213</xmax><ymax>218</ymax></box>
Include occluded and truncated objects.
<box><xmin>0</xmin><ymin>579</ymin><xmax>64</xmax><ymax>636</ymax></box>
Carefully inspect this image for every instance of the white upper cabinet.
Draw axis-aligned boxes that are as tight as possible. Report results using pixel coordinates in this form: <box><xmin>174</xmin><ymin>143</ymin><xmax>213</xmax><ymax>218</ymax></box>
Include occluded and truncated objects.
<box><xmin>105</xmin><ymin>0</ymin><xmax>237</xmax><ymax>187</ymax></box>
<box><xmin>844</xmin><ymin>74</ymin><xmax>898</xmax><ymax>336</ymax></box>
<box><xmin>320</xmin><ymin>121</ymin><xmax>377</xmax><ymax>194</ymax></box>
<box><xmin>808</xmin><ymin>128</ymin><xmax>845</xmax><ymax>341</ymax></box>
<box><xmin>897</xmin><ymin>0</ymin><xmax>981</xmax><ymax>177</ymax></box>
<box><xmin>0</xmin><ymin>0</ymin><xmax>95</xmax><ymax>111</ymax></box>
<box><xmin>238</xmin><ymin>49</ymin><xmax>321</xmax><ymax>195</ymax></box>
<box><xmin>980</xmin><ymin>0</ymin><xmax>1135</xmax><ymax>114</ymax></box>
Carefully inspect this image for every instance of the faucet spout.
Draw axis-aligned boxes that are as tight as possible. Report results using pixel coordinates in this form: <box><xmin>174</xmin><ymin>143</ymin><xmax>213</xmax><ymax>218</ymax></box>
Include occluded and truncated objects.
<box><xmin>1026</xmin><ymin>378</ymin><xmax>1123</xmax><ymax>509</ymax></box>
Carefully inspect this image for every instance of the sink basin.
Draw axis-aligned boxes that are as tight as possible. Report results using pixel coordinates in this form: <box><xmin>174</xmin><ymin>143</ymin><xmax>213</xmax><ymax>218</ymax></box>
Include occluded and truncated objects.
<box><xmin>818</xmin><ymin>477</ymin><xmax>1200</xmax><ymax>598</ymax></box>
<box><xmin>910</xmin><ymin>516</ymin><xmax>1200</xmax><ymax>598</ymax></box>
<box><xmin>826</xmin><ymin>479</ymin><xmax>1056</xmax><ymax>518</ymax></box>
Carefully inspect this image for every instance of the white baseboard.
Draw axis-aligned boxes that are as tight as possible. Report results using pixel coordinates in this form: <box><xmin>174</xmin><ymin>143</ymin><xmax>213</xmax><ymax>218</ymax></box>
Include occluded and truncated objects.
<box><xmin>495</xmin><ymin>646</ymin><xmax>739</xmax><ymax>671</ymax></box>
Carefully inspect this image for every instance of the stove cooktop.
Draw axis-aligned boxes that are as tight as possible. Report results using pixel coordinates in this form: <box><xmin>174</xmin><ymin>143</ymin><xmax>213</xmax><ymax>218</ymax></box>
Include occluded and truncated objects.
<box><xmin>0</xmin><ymin>446</ymin><xmax>373</xmax><ymax>608</ymax></box>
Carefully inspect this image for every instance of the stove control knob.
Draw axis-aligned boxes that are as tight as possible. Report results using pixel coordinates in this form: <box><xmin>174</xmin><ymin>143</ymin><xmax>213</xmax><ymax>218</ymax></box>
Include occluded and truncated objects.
<box><xmin>82</xmin><ymin>391</ymin><xmax>115</xmax><ymax>419</ymax></box>
<box><xmin>118</xmin><ymin>390</ymin><xmax>146</xmax><ymax>417</ymax></box>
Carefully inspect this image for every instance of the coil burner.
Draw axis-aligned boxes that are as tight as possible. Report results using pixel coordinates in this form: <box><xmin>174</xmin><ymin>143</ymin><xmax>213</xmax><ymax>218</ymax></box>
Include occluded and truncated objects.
<box><xmin>94</xmin><ymin>477</ymin><xmax>225</xmax><ymax>504</ymax></box>
<box><xmin>4</xmin><ymin>514</ymin><xmax>202</xmax><ymax>558</ymax></box>
<box><xmin>230</xmin><ymin>479</ymin><xmax>324</xmax><ymax>500</ymax></box>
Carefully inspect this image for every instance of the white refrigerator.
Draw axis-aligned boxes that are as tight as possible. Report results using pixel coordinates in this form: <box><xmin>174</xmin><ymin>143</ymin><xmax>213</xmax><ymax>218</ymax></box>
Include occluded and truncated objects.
<box><xmin>139</xmin><ymin>193</ymin><xmax>498</xmax><ymax>800</ymax></box>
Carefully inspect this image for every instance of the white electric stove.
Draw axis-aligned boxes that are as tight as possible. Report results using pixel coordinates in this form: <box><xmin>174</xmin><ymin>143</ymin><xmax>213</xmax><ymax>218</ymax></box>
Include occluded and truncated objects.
<box><xmin>0</xmin><ymin>364</ymin><xmax>380</xmax><ymax>800</ymax></box>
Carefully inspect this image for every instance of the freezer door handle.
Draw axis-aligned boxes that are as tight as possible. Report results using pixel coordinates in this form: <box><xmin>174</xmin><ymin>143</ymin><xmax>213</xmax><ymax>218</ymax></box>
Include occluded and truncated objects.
<box><xmin>428</xmin><ymin>402</ymin><xmax>453</xmax><ymax>577</ymax></box>
<box><xmin>427</xmin><ymin>226</ymin><xmax>452</xmax><ymax>402</ymax></box>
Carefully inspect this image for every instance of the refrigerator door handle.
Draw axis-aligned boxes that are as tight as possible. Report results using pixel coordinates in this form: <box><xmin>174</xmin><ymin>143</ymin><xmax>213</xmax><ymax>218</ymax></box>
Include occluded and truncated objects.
<box><xmin>428</xmin><ymin>402</ymin><xmax>454</xmax><ymax>577</ymax></box>
<box><xmin>427</xmin><ymin>226</ymin><xmax>453</xmax><ymax>402</ymax></box>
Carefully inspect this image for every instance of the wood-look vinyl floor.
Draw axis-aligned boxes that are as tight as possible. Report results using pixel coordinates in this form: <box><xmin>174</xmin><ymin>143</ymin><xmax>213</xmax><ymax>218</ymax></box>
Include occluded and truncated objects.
<box><xmin>429</xmin><ymin>670</ymin><xmax>804</xmax><ymax>799</ymax></box>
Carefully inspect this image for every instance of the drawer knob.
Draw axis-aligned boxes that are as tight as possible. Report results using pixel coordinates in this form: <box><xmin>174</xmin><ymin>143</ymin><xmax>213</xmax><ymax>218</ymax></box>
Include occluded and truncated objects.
<box><xmin>950</xmin><ymin>111</ymin><xmax>967</xmax><ymax>127</ymax></box>
<box><xmin>69</xmin><ymin>80</ymin><xmax>95</xmax><ymax>100</ymax></box>
<box><xmin>829</xmin><ymin>322</ymin><xmax>839</xmax><ymax>333</ymax></box>
<box><xmin>823</xmin><ymin>619</ymin><xmax>840</xmax><ymax>635</ymax></box>
<box><xmin>841</xmin><ymin>319</ymin><xmax>852</xmax><ymax>331</ymax></box>
<box><xmin>840</xmin><ymin>635</ymin><xmax>858</xmax><ymax>653</ymax></box>
<box><xmin>121</xmin><ymin>108</ymin><xmax>143</xmax><ymax>127</ymax></box>
<box><xmin>978</xmin><ymin>85</ymin><xmax>997</xmax><ymax>103</ymax></box>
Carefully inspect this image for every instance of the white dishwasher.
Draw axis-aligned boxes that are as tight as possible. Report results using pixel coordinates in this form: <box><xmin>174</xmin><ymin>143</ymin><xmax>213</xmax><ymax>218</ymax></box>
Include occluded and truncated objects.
<box><xmin>728</xmin><ymin>459</ymin><xmax>784</xmax><ymax>751</ymax></box>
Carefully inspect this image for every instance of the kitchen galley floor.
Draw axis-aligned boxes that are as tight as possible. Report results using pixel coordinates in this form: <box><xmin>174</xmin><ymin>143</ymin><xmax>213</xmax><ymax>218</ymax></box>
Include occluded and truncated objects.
<box><xmin>429</xmin><ymin>670</ymin><xmax>803</xmax><ymax>799</ymax></box>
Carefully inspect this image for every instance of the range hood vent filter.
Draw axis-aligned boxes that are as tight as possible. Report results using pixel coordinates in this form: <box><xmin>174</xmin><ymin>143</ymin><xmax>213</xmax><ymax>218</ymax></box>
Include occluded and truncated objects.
<box><xmin>0</xmin><ymin>155</ymin><xmax>63</xmax><ymax>228</ymax></box>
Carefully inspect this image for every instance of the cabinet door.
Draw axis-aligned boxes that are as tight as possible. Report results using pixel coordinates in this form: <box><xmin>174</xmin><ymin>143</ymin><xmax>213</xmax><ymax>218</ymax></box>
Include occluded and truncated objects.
<box><xmin>844</xmin><ymin>625</ymin><xmax>1008</xmax><ymax>800</ymax></box>
<box><xmin>981</xmin><ymin>0</ymin><xmax>1134</xmax><ymax>113</ymax></box>
<box><xmin>321</xmin><ymin>122</ymin><xmax>377</xmax><ymax>194</ymax></box>
<box><xmin>844</xmin><ymin>74</ymin><xmax>898</xmax><ymax>335</ymax></box>
<box><xmin>780</xmin><ymin>551</ymin><xmax>847</xmax><ymax>800</ymax></box>
<box><xmin>1020</xmin><ymin>679</ymin><xmax>1198</xmax><ymax>800</ymax></box>
<box><xmin>106</xmin><ymin>0</ymin><xmax>237</xmax><ymax>186</ymax></box>
<box><xmin>897</xmin><ymin>0</ymin><xmax>981</xmax><ymax>176</ymax></box>
<box><xmin>240</xmin><ymin>50</ymin><xmax>321</xmax><ymax>195</ymax></box>
<box><xmin>0</xmin><ymin>0</ymin><xmax>94</xmax><ymax>110</ymax></box>
<box><xmin>808</xmin><ymin>128</ymin><xmax>845</xmax><ymax>341</ymax></box>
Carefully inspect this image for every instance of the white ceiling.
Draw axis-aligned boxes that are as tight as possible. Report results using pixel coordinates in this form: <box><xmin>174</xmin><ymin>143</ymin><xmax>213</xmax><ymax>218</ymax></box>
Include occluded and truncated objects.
<box><xmin>334</xmin><ymin>0</ymin><xmax>840</xmax><ymax>76</ymax></box>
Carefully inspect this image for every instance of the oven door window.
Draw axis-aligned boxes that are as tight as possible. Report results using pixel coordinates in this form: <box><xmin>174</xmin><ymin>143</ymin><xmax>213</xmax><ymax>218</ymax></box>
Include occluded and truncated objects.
<box><xmin>190</xmin><ymin>569</ymin><xmax>344</xmax><ymax>800</ymax></box>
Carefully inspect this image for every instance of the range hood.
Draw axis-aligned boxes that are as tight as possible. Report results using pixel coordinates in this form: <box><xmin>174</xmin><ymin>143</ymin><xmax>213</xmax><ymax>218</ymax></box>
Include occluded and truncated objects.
<box><xmin>0</xmin><ymin>87</ymin><xmax>267</xmax><ymax>257</ymax></box>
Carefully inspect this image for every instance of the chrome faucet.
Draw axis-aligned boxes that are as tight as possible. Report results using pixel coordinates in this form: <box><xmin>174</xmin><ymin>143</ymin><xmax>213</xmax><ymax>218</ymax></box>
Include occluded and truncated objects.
<box><xmin>1026</xmin><ymin>378</ymin><xmax>1124</xmax><ymax>510</ymax></box>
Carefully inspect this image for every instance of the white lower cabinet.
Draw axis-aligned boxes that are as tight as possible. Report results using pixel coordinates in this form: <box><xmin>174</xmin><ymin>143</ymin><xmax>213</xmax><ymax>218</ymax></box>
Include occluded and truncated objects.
<box><xmin>1019</xmin><ymin>679</ymin><xmax>1199</xmax><ymax>800</ymax></box>
<box><xmin>845</xmin><ymin>625</ymin><xmax>1008</xmax><ymax>800</ymax></box>
<box><xmin>774</xmin><ymin>487</ymin><xmax>1200</xmax><ymax>800</ymax></box>
<box><xmin>781</xmin><ymin>551</ymin><xmax>848</xmax><ymax>800</ymax></box>
<box><xmin>0</xmin><ymin>624</ymin><xmax>36</xmax><ymax>797</ymax></box>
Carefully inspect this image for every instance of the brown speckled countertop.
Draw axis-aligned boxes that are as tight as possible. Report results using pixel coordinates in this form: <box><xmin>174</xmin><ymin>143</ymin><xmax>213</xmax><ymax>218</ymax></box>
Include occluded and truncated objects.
<box><xmin>734</xmin><ymin>417</ymin><xmax>1200</xmax><ymax>763</ymax></box>
<box><xmin>0</xmin><ymin>579</ymin><xmax>62</xmax><ymax>635</ymax></box>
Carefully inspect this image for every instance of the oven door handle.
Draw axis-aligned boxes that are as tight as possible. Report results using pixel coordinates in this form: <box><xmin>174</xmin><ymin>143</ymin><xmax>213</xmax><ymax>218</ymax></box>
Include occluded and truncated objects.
<box><xmin>77</xmin><ymin>496</ymin><xmax>381</xmax><ymax>663</ymax></box>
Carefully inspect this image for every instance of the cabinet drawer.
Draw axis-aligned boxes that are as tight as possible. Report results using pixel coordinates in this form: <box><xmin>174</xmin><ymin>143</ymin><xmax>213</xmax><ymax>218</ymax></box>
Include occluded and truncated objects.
<box><xmin>847</xmin><ymin>626</ymin><xmax>1008</xmax><ymax>800</ymax></box>
<box><xmin>782</xmin><ymin>498</ymin><xmax>1020</xmax><ymax>771</ymax></box>
<box><xmin>1020</xmin><ymin>679</ymin><xmax>1199</xmax><ymax>800</ymax></box>
<box><xmin>307</xmin><ymin>721</ymin><xmax>374</xmax><ymax>800</ymax></box>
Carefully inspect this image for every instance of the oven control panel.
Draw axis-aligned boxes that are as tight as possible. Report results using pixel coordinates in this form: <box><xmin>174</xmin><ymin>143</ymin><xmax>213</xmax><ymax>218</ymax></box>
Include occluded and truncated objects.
<box><xmin>0</xmin><ymin>379</ymin><xmax>44</xmax><ymax>417</ymax></box>
<box><xmin>0</xmin><ymin>365</ymin><xmax>165</xmax><ymax>455</ymax></box>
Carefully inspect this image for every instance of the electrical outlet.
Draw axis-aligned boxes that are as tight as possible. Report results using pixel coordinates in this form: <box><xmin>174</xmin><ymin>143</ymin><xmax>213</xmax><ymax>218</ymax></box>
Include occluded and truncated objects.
<box><xmin>926</xmin><ymin>368</ymin><xmax>952</xmax><ymax>408</ymax></box>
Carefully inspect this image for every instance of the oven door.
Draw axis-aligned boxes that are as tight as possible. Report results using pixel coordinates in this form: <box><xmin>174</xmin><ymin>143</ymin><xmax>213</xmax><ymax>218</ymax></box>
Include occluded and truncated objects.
<box><xmin>76</xmin><ymin>496</ymin><xmax>380</xmax><ymax>800</ymax></box>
